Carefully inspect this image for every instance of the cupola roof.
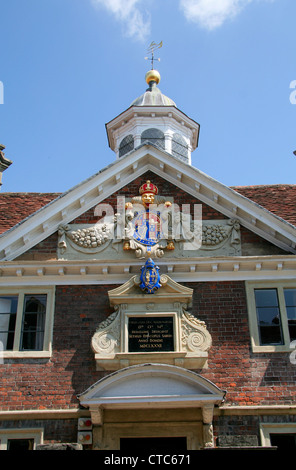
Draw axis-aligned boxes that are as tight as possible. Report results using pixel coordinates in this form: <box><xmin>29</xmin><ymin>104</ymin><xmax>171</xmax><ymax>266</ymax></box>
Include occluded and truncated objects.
<box><xmin>131</xmin><ymin>69</ymin><xmax>176</xmax><ymax>107</ymax></box>
<box><xmin>105</xmin><ymin>66</ymin><xmax>200</xmax><ymax>164</ymax></box>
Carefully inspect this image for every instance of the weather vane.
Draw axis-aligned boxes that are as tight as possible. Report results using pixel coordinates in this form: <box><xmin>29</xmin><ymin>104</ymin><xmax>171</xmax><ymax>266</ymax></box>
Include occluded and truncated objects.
<box><xmin>145</xmin><ymin>41</ymin><xmax>163</xmax><ymax>70</ymax></box>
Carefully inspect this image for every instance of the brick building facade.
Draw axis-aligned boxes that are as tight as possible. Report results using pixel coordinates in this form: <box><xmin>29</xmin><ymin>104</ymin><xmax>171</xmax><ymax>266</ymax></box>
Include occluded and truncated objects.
<box><xmin>0</xmin><ymin>69</ymin><xmax>295</xmax><ymax>452</ymax></box>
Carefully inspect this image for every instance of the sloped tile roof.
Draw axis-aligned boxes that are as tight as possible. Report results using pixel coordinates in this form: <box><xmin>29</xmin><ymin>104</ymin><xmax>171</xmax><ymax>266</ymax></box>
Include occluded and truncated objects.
<box><xmin>0</xmin><ymin>184</ymin><xmax>295</xmax><ymax>236</ymax></box>
<box><xmin>0</xmin><ymin>192</ymin><xmax>61</xmax><ymax>234</ymax></box>
<box><xmin>232</xmin><ymin>185</ymin><xmax>296</xmax><ymax>227</ymax></box>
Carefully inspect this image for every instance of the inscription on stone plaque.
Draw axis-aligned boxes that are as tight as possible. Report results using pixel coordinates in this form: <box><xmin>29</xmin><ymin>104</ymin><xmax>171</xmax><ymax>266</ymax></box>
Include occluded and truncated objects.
<box><xmin>128</xmin><ymin>316</ymin><xmax>174</xmax><ymax>352</ymax></box>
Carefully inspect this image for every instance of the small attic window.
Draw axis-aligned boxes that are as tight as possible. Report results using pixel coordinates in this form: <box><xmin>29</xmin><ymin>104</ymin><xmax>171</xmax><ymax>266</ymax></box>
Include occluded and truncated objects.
<box><xmin>141</xmin><ymin>128</ymin><xmax>165</xmax><ymax>150</ymax></box>
<box><xmin>119</xmin><ymin>135</ymin><xmax>134</xmax><ymax>157</ymax></box>
<box><xmin>172</xmin><ymin>133</ymin><xmax>189</xmax><ymax>162</ymax></box>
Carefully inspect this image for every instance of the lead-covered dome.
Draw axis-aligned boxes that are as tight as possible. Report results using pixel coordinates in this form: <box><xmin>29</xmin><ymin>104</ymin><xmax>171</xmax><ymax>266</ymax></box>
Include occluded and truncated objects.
<box><xmin>131</xmin><ymin>70</ymin><xmax>176</xmax><ymax>107</ymax></box>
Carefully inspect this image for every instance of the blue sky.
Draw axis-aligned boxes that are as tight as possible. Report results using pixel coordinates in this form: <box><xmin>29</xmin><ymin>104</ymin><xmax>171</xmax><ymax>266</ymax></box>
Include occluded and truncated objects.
<box><xmin>0</xmin><ymin>0</ymin><xmax>295</xmax><ymax>193</ymax></box>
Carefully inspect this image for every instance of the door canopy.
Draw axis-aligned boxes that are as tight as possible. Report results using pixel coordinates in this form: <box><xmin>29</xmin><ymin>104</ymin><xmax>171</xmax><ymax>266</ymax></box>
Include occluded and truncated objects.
<box><xmin>78</xmin><ymin>363</ymin><xmax>226</xmax><ymax>412</ymax></box>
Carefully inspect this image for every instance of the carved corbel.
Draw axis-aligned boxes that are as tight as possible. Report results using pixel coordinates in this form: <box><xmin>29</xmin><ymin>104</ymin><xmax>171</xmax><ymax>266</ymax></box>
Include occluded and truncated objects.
<box><xmin>202</xmin><ymin>405</ymin><xmax>214</xmax><ymax>448</ymax></box>
<box><xmin>89</xmin><ymin>406</ymin><xmax>104</xmax><ymax>426</ymax></box>
<box><xmin>202</xmin><ymin>404</ymin><xmax>214</xmax><ymax>424</ymax></box>
<box><xmin>203</xmin><ymin>424</ymin><xmax>214</xmax><ymax>448</ymax></box>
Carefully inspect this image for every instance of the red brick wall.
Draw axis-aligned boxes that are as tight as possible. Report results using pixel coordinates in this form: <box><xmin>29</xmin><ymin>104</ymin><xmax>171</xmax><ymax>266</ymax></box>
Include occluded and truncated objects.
<box><xmin>188</xmin><ymin>281</ymin><xmax>296</xmax><ymax>406</ymax></box>
<box><xmin>0</xmin><ymin>418</ymin><xmax>79</xmax><ymax>444</ymax></box>
<box><xmin>1</xmin><ymin>281</ymin><xmax>295</xmax><ymax>412</ymax></box>
<box><xmin>0</xmin><ymin>285</ymin><xmax>115</xmax><ymax>411</ymax></box>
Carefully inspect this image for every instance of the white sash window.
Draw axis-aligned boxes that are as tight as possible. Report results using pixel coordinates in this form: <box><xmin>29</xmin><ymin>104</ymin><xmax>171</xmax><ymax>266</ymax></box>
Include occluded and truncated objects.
<box><xmin>0</xmin><ymin>287</ymin><xmax>54</xmax><ymax>358</ymax></box>
<box><xmin>246</xmin><ymin>281</ymin><xmax>296</xmax><ymax>353</ymax></box>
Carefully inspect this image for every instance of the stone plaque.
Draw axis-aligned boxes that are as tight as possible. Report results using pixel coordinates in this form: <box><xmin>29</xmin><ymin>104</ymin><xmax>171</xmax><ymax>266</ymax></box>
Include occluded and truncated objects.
<box><xmin>128</xmin><ymin>316</ymin><xmax>174</xmax><ymax>352</ymax></box>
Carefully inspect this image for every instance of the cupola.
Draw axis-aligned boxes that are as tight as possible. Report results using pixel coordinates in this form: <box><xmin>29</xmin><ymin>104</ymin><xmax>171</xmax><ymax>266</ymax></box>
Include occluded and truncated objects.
<box><xmin>105</xmin><ymin>68</ymin><xmax>200</xmax><ymax>165</ymax></box>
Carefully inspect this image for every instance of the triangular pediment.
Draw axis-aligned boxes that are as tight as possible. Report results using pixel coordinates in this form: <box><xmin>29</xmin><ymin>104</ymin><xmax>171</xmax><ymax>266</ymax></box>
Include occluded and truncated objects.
<box><xmin>1</xmin><ymin>143</ymin><xmax>296</xmax><ymax>261</ymax></box>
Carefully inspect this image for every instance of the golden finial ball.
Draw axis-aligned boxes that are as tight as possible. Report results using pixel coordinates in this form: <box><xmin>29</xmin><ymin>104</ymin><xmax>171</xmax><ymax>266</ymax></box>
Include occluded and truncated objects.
<box><xmin>145</xmin><ymin>69</ymin><xmax>161</xmax><ymax>85</ymax></box>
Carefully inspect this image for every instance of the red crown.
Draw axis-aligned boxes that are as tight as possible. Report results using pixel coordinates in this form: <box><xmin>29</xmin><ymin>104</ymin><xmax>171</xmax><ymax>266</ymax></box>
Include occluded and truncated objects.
<box><xmin>139</xmin><ymin>180</ymin><xmax>158</xmax><ymax>196</ymax></box>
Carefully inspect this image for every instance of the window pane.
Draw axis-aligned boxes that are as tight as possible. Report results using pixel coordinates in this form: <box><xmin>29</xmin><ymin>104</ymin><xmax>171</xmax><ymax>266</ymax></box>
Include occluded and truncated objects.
<box><xmin>283</xmin><ymin>289</ymin><xmax>296</xmax><ymax>306</ymax></box>
<box><xmin>284</xmin><ymin>289</ymin><xmax>296</xmax><ymax>342</ymax></box>
<box><xmin>141</xmin><ymin>128</ymin><xmax>165</xmax><ymax>150</ymax></box>
<box><xmin>270</xmin><ymin>434</ymin><xmax>296</xmax><ymax>450</ymax></box>
<box><xmin>255</xmin><ymin>289</ymin><xmax>278</xmax><ymax>307</ymax></box>
<box><xmin>0</xmin><ymin>296</ymin><xmax>18</xmax><ymax>350</ymax></box>
<box><xmin>7</xmin><ymin>439</ymin><xmax>34</xmax><ymax>450</ymax></box>
<box><xmin>254</xmin><ymin>289</ymin><xmax>283</xmax><ymax>345</ymax></box>
<box><xmin>172</xmin><ymin>133</ymin><xmax>189</xmax><ymax>163</ymax></box>
<box><xmin>20</xmin><ymin>295</ymin><xmax>46</xmax><ymax>351</ymax></box>
<box><xmin>119</xmin><ymin>134</ymin><xmax>134</xmax><ymax>157</ymax></box>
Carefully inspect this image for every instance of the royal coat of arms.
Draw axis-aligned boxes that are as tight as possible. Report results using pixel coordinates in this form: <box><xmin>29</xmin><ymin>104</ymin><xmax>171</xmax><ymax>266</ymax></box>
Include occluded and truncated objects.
<box><xmin>57</xmin><ymin>180</ymin><xmax>241</xmax><ymax>260</ymax></box>
<box><xmin>123</xmin><ymin>180</ymin><xmax>175</xmax><ymax>258</ymax></box>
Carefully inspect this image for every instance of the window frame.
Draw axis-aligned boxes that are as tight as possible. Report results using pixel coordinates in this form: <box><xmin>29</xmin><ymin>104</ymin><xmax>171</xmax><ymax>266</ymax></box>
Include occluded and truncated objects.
<box><xmin>246</xmin><ymin>281</ymin><xmax>295</xmax><ymax>352</ymax></box>
<box><xmin>0</xmin><ymin>286</ymin><xmax>55</xmax><ymax>358</ymax></box>
<box><xmin>260</xmin><ymin>423</ymin><xmax>296</xmax><ymax>448</ymax></box>
<box><xmin>0</xmin><ymin>428</ymin><xmax>44</xmax><ymax>450</ymax></box>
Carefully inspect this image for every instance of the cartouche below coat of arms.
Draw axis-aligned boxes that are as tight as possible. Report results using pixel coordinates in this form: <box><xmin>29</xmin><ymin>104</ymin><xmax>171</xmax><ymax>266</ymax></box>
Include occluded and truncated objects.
<box><xmin>139</xmin><ymin>258</ymin><xmax>162</xmax><ymax>294</ymax></box>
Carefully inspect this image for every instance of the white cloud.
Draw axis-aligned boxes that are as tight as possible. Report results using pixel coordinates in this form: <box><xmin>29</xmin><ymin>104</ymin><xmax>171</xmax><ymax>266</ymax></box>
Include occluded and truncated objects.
<box><xmin>91</xmin><ymin>0</ymin><xmax>275</xmax><ymax>39</ymax></box>
<box><xmin>91</xmin><ymin>0</ymin><xmax>150</xmax><ymax>41</ymax></box>
<box><xmin>179</xmin><ymin>0</ymin><xmax>272</xmax><ymax>30</ymax></box>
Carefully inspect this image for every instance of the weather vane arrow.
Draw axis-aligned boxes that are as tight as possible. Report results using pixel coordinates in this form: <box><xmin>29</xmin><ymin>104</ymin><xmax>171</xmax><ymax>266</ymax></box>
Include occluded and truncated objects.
<box><xmin>145</xmin><ymin>41</ymin><xmax>163</xmax><ymax>69</ymax></box>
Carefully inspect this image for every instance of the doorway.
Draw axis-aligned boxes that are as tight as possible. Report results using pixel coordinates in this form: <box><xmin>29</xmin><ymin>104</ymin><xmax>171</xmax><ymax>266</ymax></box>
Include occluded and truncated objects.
<box><xmin>120</xmin><ymin>437</ymin><xmax>187</xmax><ymax>452</ymax></box>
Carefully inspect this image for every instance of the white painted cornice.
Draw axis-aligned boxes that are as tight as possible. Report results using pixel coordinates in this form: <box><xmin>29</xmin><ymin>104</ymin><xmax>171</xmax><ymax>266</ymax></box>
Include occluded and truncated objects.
<box><xmin>0</xmin><ymin>255</ymin><xmax>295</xmax><ymax>286</ymax></box>
<box><xmin>1</xmin><ymin>404</ymin><xmax>294</xmax><ymax>421</ymax></box>
<box><xmin>0</xmin><ymin>145</ymin><xmax>296</xmax><ymax>262</ymax></box>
